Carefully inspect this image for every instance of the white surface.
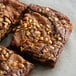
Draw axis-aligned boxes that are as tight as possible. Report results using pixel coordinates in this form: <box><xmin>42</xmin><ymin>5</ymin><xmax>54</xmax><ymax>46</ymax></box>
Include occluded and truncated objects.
<box><xmin>0</xmin><ymin>0</ymin><xmax>76</xmax><ymax>76</ymax></box>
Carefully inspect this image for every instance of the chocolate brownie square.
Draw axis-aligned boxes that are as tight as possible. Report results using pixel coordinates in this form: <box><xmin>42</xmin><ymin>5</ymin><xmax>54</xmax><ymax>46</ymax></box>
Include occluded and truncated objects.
<box><xmin>0</xmin><ymin>0</ymin><xmax>27</xmax><ymax>41</ymax></box>
<box><xmin>9</xmin><ymin>4</ymin><xmax>73</xmax><ymax>67</ymax></box>
<box><xmin>0</xmin><ymin>46</ymin><xmax>33</xmax><ymax>76</ymax></box>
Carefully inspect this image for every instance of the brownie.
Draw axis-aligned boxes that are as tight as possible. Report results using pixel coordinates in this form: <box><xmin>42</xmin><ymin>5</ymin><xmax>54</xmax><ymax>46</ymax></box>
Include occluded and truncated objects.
<box><xmin>9</xmin><ymin>4</ymin><xmax>73</xmax><ymax>67</ymax></box>
<box><xmin>0</xmin><ymin>0</ymin><xmax>27</xmax><ymax>41</ymax></box>
<box><xmin>0</xmin><ymin>46</ymin><xmax>33</xmax><ymax>76</ymax></box>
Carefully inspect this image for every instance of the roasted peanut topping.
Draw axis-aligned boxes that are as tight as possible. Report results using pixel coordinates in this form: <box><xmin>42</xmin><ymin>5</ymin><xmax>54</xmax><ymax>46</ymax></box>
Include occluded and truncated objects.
<box><xmin>0</xmin><ymin>3</ymin><xmax>12</xmax><ymax>41</ymax></box>
<box><xmin>0</xmin><ymin>47</ymin><xmax>13</xmax><ymax>61</ymax></box>
<box><xmin>18</xmin><ymin>63</ymin><xmax>25</xmax><ymax>68</ymax></box>
<box><xmin>15</xmin><ymin>13</ymin><xmax>65</xmax><ymax>60</ymax></box>
<box><xmin>0</xmin><ymin>15</ymin><xmax>11</xmax><ymax>40</ymax></box>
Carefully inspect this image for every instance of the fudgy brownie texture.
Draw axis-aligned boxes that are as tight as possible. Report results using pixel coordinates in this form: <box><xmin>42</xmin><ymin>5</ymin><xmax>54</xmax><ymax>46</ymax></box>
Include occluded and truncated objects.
<box><xmin>0</xmin><ymin>46</ymin><xmax>33</xmax><ymax>76</ymax></box>
<box><xmin>0</xmin><ymin>0</ymin><xmax>27</xmax><ymax>41</ymax></box>
<box><xmin>9</xmin><ymin>4</ymin><xmax>73</xmax><ymax>67</ymax></box>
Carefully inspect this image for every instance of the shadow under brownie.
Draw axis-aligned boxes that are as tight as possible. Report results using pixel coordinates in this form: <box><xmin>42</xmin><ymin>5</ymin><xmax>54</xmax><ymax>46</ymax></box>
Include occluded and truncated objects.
<box><xmin>9</xmin><ymin>4</ymin><xmax>73</xmax><ymax>67</ymax></box>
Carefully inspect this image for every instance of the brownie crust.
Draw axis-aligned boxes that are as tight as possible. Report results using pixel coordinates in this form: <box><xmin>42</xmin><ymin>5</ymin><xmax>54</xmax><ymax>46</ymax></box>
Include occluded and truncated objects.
<box><xmin>9</xmin><ymin>4</ymin><xmax>73</xmax><ymax>67</ymax></box>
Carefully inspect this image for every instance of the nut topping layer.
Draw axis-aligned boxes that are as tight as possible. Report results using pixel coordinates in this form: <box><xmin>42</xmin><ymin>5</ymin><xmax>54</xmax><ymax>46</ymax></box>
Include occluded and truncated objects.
<box><xmin>14</xmin><ymin>12</ymin><xmax>64</xmax><ymax>61</ymax></box>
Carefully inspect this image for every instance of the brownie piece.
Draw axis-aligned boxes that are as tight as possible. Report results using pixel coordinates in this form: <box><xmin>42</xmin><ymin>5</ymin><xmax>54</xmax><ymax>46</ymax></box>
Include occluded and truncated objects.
<box><xmin>9</xmin><ymin>4</ymin><xmax>73</xmax><ymax>67</ymax></box>
<box><xmin>0</xmin><ymin>0</ymin><xmax>27</xmax><ymax>41</ymax></box>
<box><xmin>0</xmin><ymin>46</ymin><xmax>33</xmax><ymax>76</ymax></box>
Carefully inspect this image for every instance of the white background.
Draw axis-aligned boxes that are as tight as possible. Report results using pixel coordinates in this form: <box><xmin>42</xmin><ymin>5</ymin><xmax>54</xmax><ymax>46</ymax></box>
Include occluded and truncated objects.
<box><xmin>0</xmin><ymin>0</ymin><xmax>76</xmax><ymax>76</ymax></box>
